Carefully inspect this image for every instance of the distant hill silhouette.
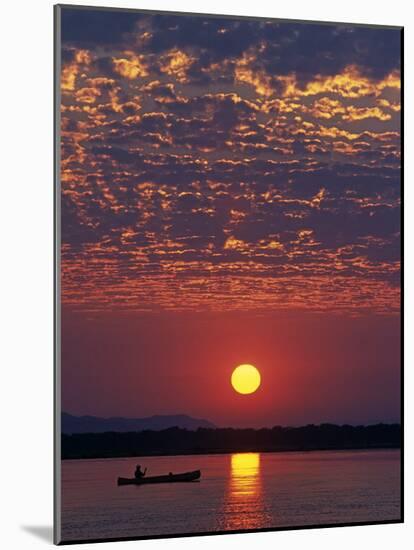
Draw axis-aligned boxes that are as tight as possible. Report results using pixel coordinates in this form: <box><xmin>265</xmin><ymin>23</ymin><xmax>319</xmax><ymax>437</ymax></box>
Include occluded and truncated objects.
<box><xmin>61</xmin><ymin>412</ymin><xmax>216</xmax><ymax>434</ymax></box>
<box><xmin>61</xmin><ymin>423</ymin><xmax>401</xmax><ymax>459</ymax></box>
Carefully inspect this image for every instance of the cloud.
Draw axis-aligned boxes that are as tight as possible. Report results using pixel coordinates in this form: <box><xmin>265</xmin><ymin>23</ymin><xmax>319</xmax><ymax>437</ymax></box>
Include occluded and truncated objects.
<box><xmin>59</xmin><ymin>7</ymin><xmax>401</xmax><ymax>315</ymax></box>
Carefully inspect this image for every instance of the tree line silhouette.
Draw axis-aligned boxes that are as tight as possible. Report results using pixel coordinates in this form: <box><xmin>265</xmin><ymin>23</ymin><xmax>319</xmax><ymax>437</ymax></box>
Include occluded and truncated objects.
<box><xmin>61</xmin><ymin>423</ymin><xmax>401</xmax><ymax>459</ymax></box>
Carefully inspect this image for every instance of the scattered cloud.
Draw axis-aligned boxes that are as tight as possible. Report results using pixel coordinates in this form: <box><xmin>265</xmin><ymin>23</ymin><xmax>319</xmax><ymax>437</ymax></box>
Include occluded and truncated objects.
<box><xmin>60</xmin><ymin>8</ymin><xmax>401</xmax><ymax>315</ymax></box>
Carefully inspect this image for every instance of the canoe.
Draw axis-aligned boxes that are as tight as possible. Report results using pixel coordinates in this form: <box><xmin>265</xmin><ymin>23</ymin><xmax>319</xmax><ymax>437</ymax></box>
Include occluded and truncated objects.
<box><xmin>117</xmin><ymin>469</ymin><xmax>201</xmax><ymax>486</ymax></box>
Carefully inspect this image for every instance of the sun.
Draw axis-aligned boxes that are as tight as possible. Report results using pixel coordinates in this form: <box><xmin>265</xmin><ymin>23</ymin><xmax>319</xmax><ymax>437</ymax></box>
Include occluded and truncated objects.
<box><xmin>231</xmin><ymin>364</ymin><xmax>261</xmax><ymax>395</ymax></box>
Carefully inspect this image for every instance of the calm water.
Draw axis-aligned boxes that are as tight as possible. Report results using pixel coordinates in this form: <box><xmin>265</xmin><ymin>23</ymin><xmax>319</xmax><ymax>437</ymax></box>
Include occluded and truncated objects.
<box><xmin>61</xmin><ymin>449</ymin><xmax>400</xmax><ymax>542</ymax></box>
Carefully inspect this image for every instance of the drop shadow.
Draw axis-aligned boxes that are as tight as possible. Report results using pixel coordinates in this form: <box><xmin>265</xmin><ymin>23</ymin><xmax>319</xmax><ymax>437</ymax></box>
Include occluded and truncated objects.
<box><xmin>21</xmin><ymin>525</ymin><xmax>54</xmax><ymax>543</ymax></box>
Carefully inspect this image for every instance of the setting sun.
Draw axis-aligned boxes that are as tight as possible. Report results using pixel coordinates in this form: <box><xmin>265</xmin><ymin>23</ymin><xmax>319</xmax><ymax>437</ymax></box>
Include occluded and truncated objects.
<box><xmin>231</xmin><ymin>364</ymin><xmax>261</xmax><ymax>395</ymax></box>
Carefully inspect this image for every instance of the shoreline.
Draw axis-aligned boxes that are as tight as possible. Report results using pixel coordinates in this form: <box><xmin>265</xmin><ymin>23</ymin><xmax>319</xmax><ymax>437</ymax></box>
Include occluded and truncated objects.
<box><xmin>61</xmin><ymin>444</ymin><xmax>400</xmax><ymax>461</ymax></box>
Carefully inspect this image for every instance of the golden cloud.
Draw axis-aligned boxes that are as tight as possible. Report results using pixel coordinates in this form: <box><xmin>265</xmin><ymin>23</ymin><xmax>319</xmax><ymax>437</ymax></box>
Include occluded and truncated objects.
<box><xmin>61</xmin><ymin>49</ymin><xmax>91</xmax><ymax>91</ymax></box>
<box><xmin>112</xmin><ymin>51</ymin><xmax>149</xmax><ymax>79</ymax></box>
<box><xmin>284</xmin><ymin>66</ymin><xmax>400</xmax><ymax>99</ymax></box>
<box><xmin>159</xmin><ymin>49</ymin><xmax>195</xmax><ymax>83</ymax></box>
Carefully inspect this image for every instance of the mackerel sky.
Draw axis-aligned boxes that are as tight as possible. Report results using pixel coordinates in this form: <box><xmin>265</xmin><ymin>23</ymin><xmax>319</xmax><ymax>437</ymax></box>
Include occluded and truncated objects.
<box><xmin>60</xmin><ymin>8</ymin><xmax>401</xmax><ymax>316</ymax></box>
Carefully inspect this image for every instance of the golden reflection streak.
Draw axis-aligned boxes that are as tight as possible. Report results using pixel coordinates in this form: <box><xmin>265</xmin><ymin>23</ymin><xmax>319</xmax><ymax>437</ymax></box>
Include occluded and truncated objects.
<box><xmin>220</xmin><ymin>453</ymin><xmax>270</xmax><ymax>531</ymax></box>
<box><xmin>231</xmin><ymin>453</ymin><xmax>260</xmax><ymax>496</ymax></box>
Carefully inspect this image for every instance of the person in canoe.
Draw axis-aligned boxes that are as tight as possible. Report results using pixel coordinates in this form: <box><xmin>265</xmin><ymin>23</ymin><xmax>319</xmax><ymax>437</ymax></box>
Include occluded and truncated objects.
<box><xmin>134</xmin><ymin>464</ymin><xmax>147</xmax><ymax>479</ymax></box>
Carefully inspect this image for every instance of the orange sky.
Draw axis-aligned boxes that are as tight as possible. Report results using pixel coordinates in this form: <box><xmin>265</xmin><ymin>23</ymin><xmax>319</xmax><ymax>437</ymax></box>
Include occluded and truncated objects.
<box><xmin>62</xmin><ymin>308</ymin><xmax>400</xmax><ymax>427</ymax></box>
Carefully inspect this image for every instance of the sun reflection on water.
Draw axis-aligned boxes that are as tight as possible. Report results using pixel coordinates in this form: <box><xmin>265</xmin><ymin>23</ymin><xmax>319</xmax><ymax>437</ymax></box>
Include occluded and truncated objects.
<box><xmin>219</xmin><ymin>452</ymin><xmax>270</xmax><ymax>531</ymax></box>
<box><xmin>231</xmin><ymin>453</ymin><xmax>260</xmax><ymax>497</ymax></box>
